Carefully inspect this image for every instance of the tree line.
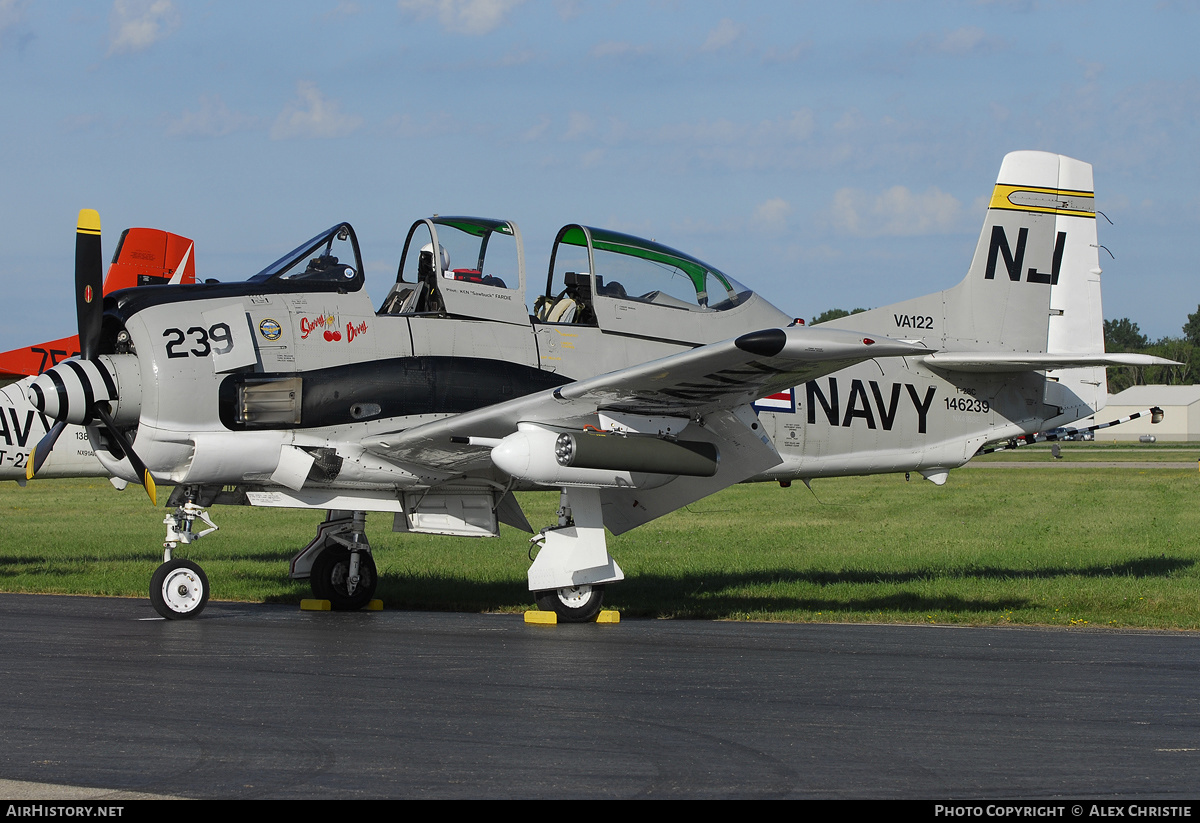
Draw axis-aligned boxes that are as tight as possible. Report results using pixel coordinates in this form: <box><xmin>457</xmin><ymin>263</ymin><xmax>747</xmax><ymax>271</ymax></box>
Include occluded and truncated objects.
<box><xmin>1102</xmin><ymin>313</ymin><xmax>1197</xmax><ymax>391</ymax></box>
<box><xmin>811</xmin><ymin>308</ymin><xmax>1199</xmax><ymax>392</ymax></box>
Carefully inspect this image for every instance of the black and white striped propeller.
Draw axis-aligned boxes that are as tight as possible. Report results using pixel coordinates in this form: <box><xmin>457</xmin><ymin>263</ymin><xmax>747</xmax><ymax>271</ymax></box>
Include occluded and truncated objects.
<box><xmin>25</xmin><ymin>210</ymin><xmax>157</xmax><ymax>505</ymax></box>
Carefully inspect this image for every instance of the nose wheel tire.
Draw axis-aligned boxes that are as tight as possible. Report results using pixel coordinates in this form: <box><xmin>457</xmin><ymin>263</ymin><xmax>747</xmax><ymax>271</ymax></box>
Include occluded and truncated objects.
<box><xmin>310</xmin><ymin>547</ymin><xmax>378</xmax><ymax>611</ymax></box>
<box><xmin>535</xmin><ymin>584</ymin><xmax>605</xmax><ymax>623</ymax></box>
<box><xmin>150</xmin><ymin>559</ymin><xmax>209</xmax><ymax>619</ymax></box>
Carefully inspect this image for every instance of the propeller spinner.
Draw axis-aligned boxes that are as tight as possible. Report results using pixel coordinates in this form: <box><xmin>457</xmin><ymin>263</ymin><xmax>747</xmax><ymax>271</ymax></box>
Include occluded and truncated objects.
<box><xmin>26</xmin><ymin>209</ymin><xmax>156</xmax><ymax>505</ymax></box>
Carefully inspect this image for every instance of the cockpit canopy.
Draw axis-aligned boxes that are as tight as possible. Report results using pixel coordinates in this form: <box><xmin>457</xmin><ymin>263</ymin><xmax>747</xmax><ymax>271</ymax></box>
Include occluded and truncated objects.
<box><xmin>538</xmin><ymin>224</ymin><xmax>783</xmax><ymax>344</ymax></box>
<box><xmin>251</xmin><ymin>222</ymin><xmax>365</xmax><ymax>292</ymax></box>
<box><xmin>381</xmin><ymin>216</ymin><xmax>528</xmax><ymax>326</ymax></box>
<box><xmin>543</xmin><ymin>225</ymin><xmax>752</xmax><ymax>314</ymax></box>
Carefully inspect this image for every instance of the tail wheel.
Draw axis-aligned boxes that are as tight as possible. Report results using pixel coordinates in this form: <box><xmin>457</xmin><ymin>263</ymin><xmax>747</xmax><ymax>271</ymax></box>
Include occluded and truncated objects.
<box><xmin>535</xmin><ymin>584</ymin><xmax>605</xmax><ymax>623</ymax></box>
<box><xmin>311</xmin><ymin>547</ymin><xmax>377</xmax><ymax>611</ymax></box>
<box><xmin>150</xmin><ymin>558</ymin><xmax>209</xmax><ymax>619</ymax></box>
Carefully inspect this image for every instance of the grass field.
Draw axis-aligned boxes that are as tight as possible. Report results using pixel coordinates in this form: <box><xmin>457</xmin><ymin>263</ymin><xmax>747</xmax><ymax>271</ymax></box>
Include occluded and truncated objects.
<box><xmin>2</xmin><ymin>455</ymin><xmax>1199</xmax><ymax>629</ymax></box>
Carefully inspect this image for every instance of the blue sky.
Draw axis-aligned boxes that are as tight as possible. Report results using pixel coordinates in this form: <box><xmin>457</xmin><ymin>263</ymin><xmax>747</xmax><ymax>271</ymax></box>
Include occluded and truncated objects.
<box><xmin>1</xmin><ymin>0</ymin><xmax>1196</xmax><ymax>347</ymax></box>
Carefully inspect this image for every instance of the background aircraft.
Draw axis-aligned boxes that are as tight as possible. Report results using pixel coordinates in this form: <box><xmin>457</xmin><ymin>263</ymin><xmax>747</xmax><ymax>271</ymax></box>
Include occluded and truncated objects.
<box><xmin>0</xmin><ymin>228</ymin><xmax>195</xmax><ymax>382</ymax></box>
<box><xmin>23</xmin><ymin>151</ymin><xmax>1170</xmax><ymax>622</ymax></box>
<box><xmin>0</xmin><ymin>229</ymin><xmax>195</xmax><ymax>481</ymax></box>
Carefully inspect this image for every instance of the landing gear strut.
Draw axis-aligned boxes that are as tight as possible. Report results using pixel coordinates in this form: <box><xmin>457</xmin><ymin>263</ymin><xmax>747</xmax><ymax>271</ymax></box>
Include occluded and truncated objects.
<box><xmin>528</xmin><ymin>489</ymin><xmax>622</xmax><ymax>622</ymax></box>
<box><xmin>150</xmin><ymin>488</ymin><xmax>220</xmax><ymax>619</ymax></box>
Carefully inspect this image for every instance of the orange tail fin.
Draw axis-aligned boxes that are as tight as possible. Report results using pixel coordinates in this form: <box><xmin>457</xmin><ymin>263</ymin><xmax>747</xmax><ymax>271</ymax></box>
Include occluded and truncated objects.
<box><xmin>0</xmin><ymin>228</ymin><xmax>196</xmax><ymax>379</ymax></box>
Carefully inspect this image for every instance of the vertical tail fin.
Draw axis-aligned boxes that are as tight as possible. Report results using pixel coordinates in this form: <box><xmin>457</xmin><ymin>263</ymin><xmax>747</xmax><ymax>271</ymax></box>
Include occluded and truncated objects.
<box><xmin>104</xmin><ymin>228</ymin><xmax>197</xmax><ymax>291</ymax></box>
<box><xmin>950</xmin><ymin>151</ymin><xmax>1101</xmax><ymax>353</ymax></box>
<box><xmin>819</xmin><ymin>151</ymin><xmax>1111</xmax><ymax>424</ymax></box>
<box><xmin>822</xmin><ymin>151</ymin><xmax>1103</xmax><ymax>356</ymax></box>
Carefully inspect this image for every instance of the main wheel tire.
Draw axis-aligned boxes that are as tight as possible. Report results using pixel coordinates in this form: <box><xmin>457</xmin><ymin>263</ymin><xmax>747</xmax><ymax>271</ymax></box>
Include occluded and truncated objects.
<box><xmin>150</xmin><ymin>559</ymin><xmax>209</xmax><ymax>619</ymax></box>
<box><xmin>311</xmin><ymin>548</ymin><xmax>377</xmax><ymax>611</ymax></box>
<box><xmin>535</xmin><ymin>584</ymin><xmax>605</xmax><ymax>623</ymax></box>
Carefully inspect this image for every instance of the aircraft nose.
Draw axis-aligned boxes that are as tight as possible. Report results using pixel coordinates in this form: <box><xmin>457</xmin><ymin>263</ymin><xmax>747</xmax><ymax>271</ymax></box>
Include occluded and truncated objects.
<box><xmin>28</xmin><ymin>367</ymin><xmax>72</xmax><ymax>421</ymax></box>
<box><xmin>27</xmin><ymin>359</ymin><xmax>117</xmax><ymax>425</ymax></box>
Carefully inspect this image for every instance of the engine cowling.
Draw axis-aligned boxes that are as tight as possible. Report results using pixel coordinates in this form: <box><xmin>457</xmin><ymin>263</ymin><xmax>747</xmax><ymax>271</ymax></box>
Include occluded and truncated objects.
<box><xmin>27</xmin><ymin>354</ymin><xmax>142</xmax><ymax>427</ymax></box>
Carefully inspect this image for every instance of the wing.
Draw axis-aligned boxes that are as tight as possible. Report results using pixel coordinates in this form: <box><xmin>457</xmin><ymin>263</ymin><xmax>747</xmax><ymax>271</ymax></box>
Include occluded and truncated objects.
<box><xmin>362</xmin><ymin>326</ymin><xmax>929</xmax><ymax>532</ymax></box>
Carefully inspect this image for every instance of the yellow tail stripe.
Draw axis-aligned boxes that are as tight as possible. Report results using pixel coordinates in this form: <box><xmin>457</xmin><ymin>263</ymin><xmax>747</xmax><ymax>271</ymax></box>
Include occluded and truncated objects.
<box><xmin>988</xmin><ymin>184</ymin><xmax>1095</xmax><ymax>218</ymax></box>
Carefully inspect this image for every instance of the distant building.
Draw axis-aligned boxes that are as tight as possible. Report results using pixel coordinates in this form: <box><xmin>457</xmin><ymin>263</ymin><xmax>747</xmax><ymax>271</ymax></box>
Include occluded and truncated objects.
<box><xmin>1100</xmin><ymin>385</ymin><xmax>1200</xmax><ymax>441</ymax></box>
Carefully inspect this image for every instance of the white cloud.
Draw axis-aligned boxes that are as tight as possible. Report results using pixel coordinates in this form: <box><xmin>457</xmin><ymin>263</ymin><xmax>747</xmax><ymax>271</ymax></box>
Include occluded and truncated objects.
<box><xmin>167</xmin><ymin>95</ymin><xmax>259</xmax><ymax>138</ymax></box>
<box><xmin>553</xmin><ymin>0</ymin><xmax>582</xmax><ymax>21</ymax></box>
<box><xmin>398</xmin><ymin>0</ymin><xmax>525</xmax><ymax>36</ymax></box>
<box><xmin>323</xmin><ymin>1</ymin><xmax>362</xmax><ymax>20</ymax></box>
<box><xmin>590</xmin><ymin>40</ymin><xmax>652</xmax><ymax>59</ymax></box>
<box><xmin>777</xmin><ymin>109</ymin><xmax>815</xmax><ymax>141</ymax></box>
<box><xmin>383</xmin><ymin>111</ymin><xmax>461</xmax><ymax>138</ymax></box>
<box><xmin>521</xmin><ymin>115</ymin><xmax>551</xmax><ymax>141</ymax></box>
<box><xmin>498</xmin><ymin>47</ymin><xmax>537</xmax><ymax>66</ymax></box>
<box><xmin>701</xmin><ymin>18</ymin><xmax>743</xmax><ymax>52</ymax></box>
<box><xmin>62</xmin><ymin>113</ymin><xmax>104</xmax><ymax>133</ymax></box>
<box><xmin>753</xmin><ymin>197</ymin><xmax>793</xmax><ymax>231</ymax></box>
<box><xmin>107</xmin><ymin>0</ymin><xmax>180</xmax><ymax>56</ymax></box>
<box><xmin>580</xmin><ymin>147</ymin><xmax>605</xmax><ymax>168</ymax></box>
<box><xmin>1079</xmin><ymin>59</ymin><xmax>1104</xmax><ymax>81</ymax></box>
<box><xmin>763</xmin><ymin>41</ymin><xmax>810</xmax><ymax>64</ymax></box>
<box><xmin>0</xmin><ymin>0</ymin><xmax>27</xmax><ymax>32</ymax></box>
<box><xmin>910</xmin><ymin>25</ymin><xmax>1004</xmax><ymax>57</ymax></box>
<box><xmin>271</xmin><ymin>81</ymin><xmax>364</xmax><ymax>140</ymax></box>
<box><xmin>830</xmin><ymin>186</ymin><xmax>962</xmax><ymax>237</ymax></box>
<box><xmin>653</xmin><ymin>109</ymin><xmax>815</xmax><ymax>148</ymax></box>
<box><xmin>0</xmin><ymin>0</ymin><xmax>30</xmax><ymax>50</ymax></box>
<box><xmin>564</xmin><ymin>111</ymin><xmax>594</xmax><ymax>140</ymax></box>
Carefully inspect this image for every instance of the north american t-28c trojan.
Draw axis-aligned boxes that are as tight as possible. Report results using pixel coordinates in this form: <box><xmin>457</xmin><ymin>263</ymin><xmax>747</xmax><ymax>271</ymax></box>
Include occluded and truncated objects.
<box><xmin>24</xmin><ymin>151</ymin><xmax>1169</xmax><ymax>620</ymax></box>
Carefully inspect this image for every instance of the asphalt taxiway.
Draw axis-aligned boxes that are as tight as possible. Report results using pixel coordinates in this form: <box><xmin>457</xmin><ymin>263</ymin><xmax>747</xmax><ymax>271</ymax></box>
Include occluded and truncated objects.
<box><xmin>0</xmin><ymin>593</ymin><xmax>1197</xmax><ymax>799</ymax></box>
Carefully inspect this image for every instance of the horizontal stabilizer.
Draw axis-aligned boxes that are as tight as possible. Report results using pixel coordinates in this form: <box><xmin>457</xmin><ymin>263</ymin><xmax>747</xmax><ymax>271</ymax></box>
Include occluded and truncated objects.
<box><xmin>919</xmin><ymin>352</ymin><xmax>1178</xmax><ymax>373</ymax></box>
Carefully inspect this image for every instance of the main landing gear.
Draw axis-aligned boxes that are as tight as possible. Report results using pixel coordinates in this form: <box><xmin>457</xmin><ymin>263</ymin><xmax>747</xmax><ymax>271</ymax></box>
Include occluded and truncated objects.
<box><xmin>528</xmin><ymin>488</ymin><xmax>623</xmax><ymax>623</ymax></box>
<box><xmin>534</xmin><ymin>584</ymin><xmax>606</xmax><ymax>623</ymax></box>
<box><xmin>292</xmin><ymin>511</ymin><xmax>379</xmax><ymax>610</ymax></box>
<box><xmin>147</xmin><ymin>489</ymin><xmax>620</xmax><ymax>622</ymax></box>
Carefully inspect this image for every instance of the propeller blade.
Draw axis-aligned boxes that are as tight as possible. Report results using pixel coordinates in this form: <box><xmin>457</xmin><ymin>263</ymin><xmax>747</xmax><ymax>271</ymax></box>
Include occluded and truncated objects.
<box><xmin>25</xmin><ymin>420</ymin><xmax>66</xmax><ymax>481</ymax></box>
<box><xmin>75</xmin><ymin>209</ymin><xmax>103</xmax><ymax>361</ymax></box>
<box><xmin>27</xmin><ymin>209</ymin><xmax>112</xmax><ymax>487</ymax></box>
<box><xmin>93</xmin><ymin>405</ymin><xmax>157</xmax><ymax>507</ymax></box>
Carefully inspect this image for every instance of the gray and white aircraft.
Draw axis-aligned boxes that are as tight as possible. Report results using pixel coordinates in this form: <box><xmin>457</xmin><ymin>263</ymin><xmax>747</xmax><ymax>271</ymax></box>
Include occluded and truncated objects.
<box><xmin>24</xmin><ymin>150</ymin><xmax>1169</xmax><ymax>621</ymax></box>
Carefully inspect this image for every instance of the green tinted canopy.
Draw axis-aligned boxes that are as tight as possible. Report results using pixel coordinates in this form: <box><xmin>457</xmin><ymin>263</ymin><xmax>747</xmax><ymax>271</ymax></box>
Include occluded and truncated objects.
<box><xmin>434</xmin><ymin>216</ymin><xmax>513</xmax><ymax>237</ymax></box>
<box><xmin>558</xmin><ymin>225</ymin><xmax>735</xmax><ymax>295</ymax></box>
